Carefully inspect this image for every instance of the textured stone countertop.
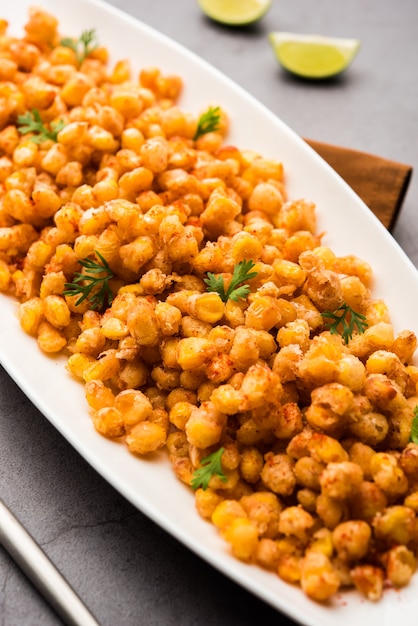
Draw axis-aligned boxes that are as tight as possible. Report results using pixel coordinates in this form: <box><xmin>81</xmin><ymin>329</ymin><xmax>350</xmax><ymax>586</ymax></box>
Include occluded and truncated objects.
<box><xmin>1</xmin><ymin>0</ymin><xmax>418</xmax><ymax>624</ymax></box>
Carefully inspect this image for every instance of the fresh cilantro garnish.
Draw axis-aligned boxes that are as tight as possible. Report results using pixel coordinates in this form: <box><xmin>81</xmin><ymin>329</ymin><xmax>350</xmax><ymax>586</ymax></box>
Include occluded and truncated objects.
<box><xmin>191</xmin><ymin>448</ymin><xmax>227</xmax><ymax>491</ymax></box>
<box><xmin>204</xmin><ymin>259</ymin><xmax>258</xmax><ymax>303</ymax></box>
<box><xmin>17</xmin><ymin>109</ymin><xmax>65</xmax><ymax>144</ymax></box>
<box><xmin>194</xmin><ymin>106</ymin><xmax>221</xmax><ymax>140</ymax></box>
<box><xmin>410</xmin><ymin>406</ymin><xmax>418</xmax><ymax>444</ymax></box>
<box><xmin>63</xmin><ymin>251</ymin><xmax>114</xmax><ymax>311</ymax></box>
<box><xmin>321</xmin><ymin>303</ymin><xmax>368</xmax><ymax>344</ymax></box>
<box><xmin>60</xmin><ymin>28</ymin><xmax>99</xmax><ymax>65</ymax></box>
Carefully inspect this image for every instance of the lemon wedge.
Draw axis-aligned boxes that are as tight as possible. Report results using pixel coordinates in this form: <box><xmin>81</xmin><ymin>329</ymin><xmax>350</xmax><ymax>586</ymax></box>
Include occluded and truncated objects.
<box><xmin>269</xmin><ymin>32</ymin><xmax>361</xmax><ymax>79</ymax></box>
<box><xmin>197</xmin><ymin>0</ymin><xmax>272</xmax><ymax>26</ymax></box>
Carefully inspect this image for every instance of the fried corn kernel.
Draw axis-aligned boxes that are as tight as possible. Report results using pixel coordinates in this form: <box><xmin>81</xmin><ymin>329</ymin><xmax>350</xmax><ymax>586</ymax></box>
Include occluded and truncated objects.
<box><xmin>300</xmin><ymin>552</ymin><xmax>340</xmax><ymax>602</ymax></box>
<box><xmin>309</xmin><ymin>433</ymin><xmax>349</xmax><ymax>464</ymax></box>
<box><xmin>126</xmin><ymin>298</ymin><xmax>160</xmax><ymax>346</ymax></box>
<box><xmin>177</xmin><ymin>337</ymin><xmax>216</xmax><ymax>370</ymax></box>
<box><xmin>92</xmin><ymin>406</ymin><xmax>125</xmax><ymax>438</ymax></box>
<box><xmin>331</xmin><ymin>521</ymin><xmax>371</xmax><ymax>562</ymax></box>
<box><xmin>83</xmin><ymin>350</ymin><xmax>121</xmax><ymax>382</ymax></box>
<box><xmin>261</xmin><ymin>453</ymin><xmax>296</xmax><ymax>497</ymax></box>
<box><xmin>370</xmin><ymin>452</ymin><xmax>409</xmax><ymax>499</ymax></box>
<box><xmin>277</xmin><ymin>554</ymin><xmax>302</xmax><ymax>584</ymax></box>
<box><xmin>316</xmin><ymin>494</ymin><xmax>347</xmax><ymax>530</ymax></box>
<box><xmin>307</xmin><ymin>528</ymin><xmax>333</xmax><ymax>558</ymax></box>
<box><xmin>185</xmin><ymin>401</ymin><xmax>226</xmax><ymax>448</ymax></box>
<box><xmin>349</xmin><ymin>481</ymin><xmax>387</xmax><ymax>523</ymax></box>
<box><xmin>126</xmin><ymin>421</ymin><xmax>167</xmax><ymax>455</ymax></box>
<box><xmin>66</xmin><ymin>353</ymin><xmax>96</xmax><ymax>380</ymax></box>
<box><xmin>383</xmin><ymin>545</ymin><xmax>417</xmax><ymax>588</ymax></box>
<box><xmin>43</xmin><ymin>294</ymin><xmax>71</xmax><ymax>328</ymax></box>
<box><xmin>372</xmin><ymin>505</ymin><xmax>415</xmax><ymax>545</ymax></box>
<box><xmin>74</xmin><ymin>327</ymin><xmax>106</xmax><ymax>356</ymax></box>
<box><xmin>294</xmin><ymin>456</ymin><xmax>324</xmax><ymax>491</ymax></box>
<box><xmin>240</xmin><ymin>492</ymin><xmax>281</xmax><ymax>539</ymax></box>
<box><xmin>319</xmin><ymin>461</ymin><xmax>363</xmax><ymax>500</ymax></box>
<box><xmin>37</xmin><ymin>320</ymin><xmax>67</xmax><ymax>353</ymax></box>
<box><xmin>17</xmin><ymin>297</ymin><xmax>44</xmax><ymax>335</ymax></box>
<box><xmin>114</xmin><ymin>389</ymin><xmax>154</xmax><ymax>429</ymax></box>
<box><xmin>278</xmin><ymin>506</ymin><xmax>314</xmax><ymax>541</ymax></box>
<box><xmin>188</xmin><ymin>292</ymin><xmax>225</xmax><ymax>324</ymax></box>
<box><xmin>350</xmin><ymin>565</ymin><xmax>384</xmax><ymax>602</ymax></box>
<box><xmin>195</xmin><ymin>487</ymin><xmax>223</xmax><ymax>519</ymax></box>
<box><xmin>85</xmin><ymin>380</ymin><xmax>115</xmax><ymax>411</ymax></box>
<box><xmin>222</xmin><ymin>517</ymin><xmax>259</xmax><ymax>561</ymax></box>
<box><xmin>212</xmin><ymin>500</ymin><xmax>247</xmax><ymax>530</ymax></box>
<box><xmin>255</xmin><ymin>538</ymin><xmax>281</xmax><ymax>570</ymax></box>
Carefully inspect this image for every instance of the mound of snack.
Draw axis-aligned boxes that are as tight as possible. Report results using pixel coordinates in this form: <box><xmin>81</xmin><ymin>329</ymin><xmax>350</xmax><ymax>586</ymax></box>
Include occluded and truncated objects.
<box><xmin>1</xmin><ymin>6</ymin><xmax>418</xmax><ymax>604</ymax></box>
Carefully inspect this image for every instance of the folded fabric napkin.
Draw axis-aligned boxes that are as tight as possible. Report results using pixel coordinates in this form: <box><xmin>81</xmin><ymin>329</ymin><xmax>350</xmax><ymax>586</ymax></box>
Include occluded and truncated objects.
<box><xmin>305</xmin><ymin>139</ymin><xmax>413</xmax><ymax>231</ymax></box>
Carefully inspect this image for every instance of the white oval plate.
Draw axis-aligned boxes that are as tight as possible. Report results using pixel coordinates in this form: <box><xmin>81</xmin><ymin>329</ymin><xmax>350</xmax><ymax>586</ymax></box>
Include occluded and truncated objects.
<box><xmin>2</xmin><ymin>1</ymin><xmax>418</xmax><ymax>624</ymax></box>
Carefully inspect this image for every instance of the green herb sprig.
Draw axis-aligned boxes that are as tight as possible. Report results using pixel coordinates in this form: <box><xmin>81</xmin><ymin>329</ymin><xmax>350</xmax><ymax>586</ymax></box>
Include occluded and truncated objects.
<box><xmin>60</xmin><ymin>28</ymin><xmax>99</xmax><ymax>65</ymax></box>
<box><xmin>17</xmin><ymin>109</ymin><xmax>65</xmax><ymax>144</ymax></box>
<box><xmin>194</xmin><ymin>106</ymin><xmax>221</xmax><ymax>140</ymax></box>
<box><xmin>204</xmin><ymin>259</ymin><xmax>258</xmax><ymax>303</ymax></box>
<box><xmin>321</xmin><ymin>303</ymin><xmax>368</xmax><ymax>344</ymax></box>
<box><xmin>191</xmin><ymin>448</ymin><xmax>227</xmax><ymax>491</ymax></box>
<box><xmin>63</xmin><ymin>251</ymin><xmax>114</xmax><ymax>311</ymax></box>
<box><xmin>410</xmin><ymin>406</ymin><xmax>418</xmax><ymax>444</ymax></box>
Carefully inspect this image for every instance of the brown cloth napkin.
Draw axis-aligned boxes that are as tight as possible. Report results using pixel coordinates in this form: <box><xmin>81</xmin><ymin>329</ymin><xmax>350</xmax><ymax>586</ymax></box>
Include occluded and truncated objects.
<box><xmin>305</xmin><ymin>139</ymin><xmax>413</xmax><ymax>231</ymax></box>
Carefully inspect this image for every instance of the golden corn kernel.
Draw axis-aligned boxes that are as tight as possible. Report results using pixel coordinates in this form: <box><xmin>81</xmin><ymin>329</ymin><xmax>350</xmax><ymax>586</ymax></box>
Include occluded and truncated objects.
<box><xmin>67</xmin><ymin>353</ymin><xmax>96</xmax><ymax>380</ymax></box>
<box><xmin>195</xmin><ymin>488</ymin><xmax>223</xmax><ymax>520</ymax></box>
<box><xmin>176</xmin><ymin>337</ymin><xmax>217</xmax><ymax>370</ymax></box>
<box><xmin>126</xmin><ymin>421</ymin><xmax>167</xmax><ymax>455</ymax></box>
<box><xmin>83</xmin><ymin>350</ymin><xmax>121</xmax><ymax>382</ymax></box>
<box><xmin>85</xmin><ymin>380</ymin><xmax>115</xmax><ymax>411</ymax></box>
<box><xmin>189</xmin><ymin>292</ymin><xmax>225</xmax><ymax>324</ymax></box>
<box><xmin>168</xmin><ymin>401</ymin><xmax>195</xmax><ymax>431</ymax></box>
<box><xmin>114</xmin><ymin>389</ymin><xmax>154</xmax><ymax>429</ymax></box>
<box><xmin>92</xmin><ymin>406</ymin><xmax>125</xmax><ymax>438</ymax></box>
<box><xmin>222</xmin><ymin>517</ymin><xmax>259</xmax><ymax>562</ymax></box>
<box><xmin>101</xmin><ymin>316</ymin><xmax>129</xmax><ymax>340</ymax></box>
<box><xmin>384</xmin><ymin>545</ymin><xmax>416</xmax><ymax>588</ymax></box>
<box><xmin>37</xmin><ymin>320</ymin><xmax>67</xmax><ymax>353</ymax></box>
<box><xmin>110</xmin><ymin>89</ymin><xmax>143</xmax><ymax>119</ymax></box>
<box><xmin>300</xmin><ymin>552</ymin><xmax>340</xmax><ymax>602</ymax></box>
<box><xmin>185</xmin><ymin>401</ymin><xmax>226</xmax><ymax>448</ymax></box>
<box><xmin>17</xmin><ymin>298</ymin><xmax>44</xmax><ymax>335</ymax></box>
<box><xmin>350</xmin><ymin>565</ymin><xmax>384</xmax><ymax>602</ymax></box>
<box><xmin>43</xmin><ymin>294</ymin><xmax>71</xmax><ymax>328</ymax></box>
<box><xmin>212</xmin><ymin>500</ymin><xmax>247</xmax><ymax>530</ymax></box>
<box><xmin>126</xmin><ymin>298</ymin><xmax>160</xmax><ymax>346</ymax></box>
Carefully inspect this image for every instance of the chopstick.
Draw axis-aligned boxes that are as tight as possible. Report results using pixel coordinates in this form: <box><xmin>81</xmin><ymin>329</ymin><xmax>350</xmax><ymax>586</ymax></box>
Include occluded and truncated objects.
<box><xmin>0</xmin><ymin>498</ymin><xmax>100</xmax><ymax>626</ymax></box>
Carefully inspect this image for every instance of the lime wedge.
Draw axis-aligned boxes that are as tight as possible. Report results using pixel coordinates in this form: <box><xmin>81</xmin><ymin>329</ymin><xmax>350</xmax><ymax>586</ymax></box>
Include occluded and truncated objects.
<box><xmin>269</xmin><ymin>32</ymin><xmax>361</xmax><ymax>79</ymax></box>
<box><xmin>197</xmin><ymin>0</ymin><xmax>272</xmax><ymax>26</ymax></box>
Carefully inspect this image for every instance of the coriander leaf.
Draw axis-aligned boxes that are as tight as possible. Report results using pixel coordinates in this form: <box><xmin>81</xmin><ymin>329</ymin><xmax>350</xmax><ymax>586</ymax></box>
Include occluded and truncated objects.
<box><xmin>226</xmin><ymin>259</ymin><xmax>258</xmax><ymax>301</ymax></box>
<box><xmin>410</xmin><ymin>406</ymin><xmax>418</xmax><ymax>444</ymax></box>
<box><xmin>204</xmin><ymin>259</ymin><xmax>258</xmax><ymax>303</ymax></box>
<box><xmin>63</xmin><ymin>250</ymin><xmax>114</xmax><ymax>312</ymax></box>
<box><xmin>204</xmin><ymin>272</ymin><xmax>226</xmax><ymax>302</ymax></box>
<box><xmin>194</xmin><ymin>106</ymin><xmax>221</xmax><ymax>140</ymax></box>
<box><xmin>17</xmin><ymin>109</ymin><xmax>65</xmax><ymax>144</ymax></box>
<box><xmin>228</xmin><ymin>283</ymin><xmax>251</xmax><ymax>302</ymax></box>
<box><xmin>191</xmin><ymin>448</ymin><xmax>227</xmax><ymax>491</ymax></box>
<box><xmin>60</xmin><ymin>28</ymin><xmax>98</xmax><ymax>65</ymax></box>
<box><xmin>321</xmin><ymin>303</ymin><xmax>368</xmax><ymax>344</ymax></box>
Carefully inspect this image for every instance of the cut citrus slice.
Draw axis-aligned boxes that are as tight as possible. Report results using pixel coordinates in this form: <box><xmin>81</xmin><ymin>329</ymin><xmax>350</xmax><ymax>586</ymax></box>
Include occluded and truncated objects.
<box><xmin>197</xmin><ymin>0</ymin><xmax>272</xmax><ymax>26</ymax></box>
<box><xmin>269</xmin><ymin>32</ymin><xmax>361</xmax><ymax>79</ymax></box>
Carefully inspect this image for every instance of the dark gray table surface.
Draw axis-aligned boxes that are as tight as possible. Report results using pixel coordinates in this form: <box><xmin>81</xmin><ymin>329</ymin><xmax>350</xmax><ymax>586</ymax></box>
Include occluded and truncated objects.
<box><xmin>1</xmin><ymin>0</ymin><xmax>418</xmax><ymax>624</ymax></box>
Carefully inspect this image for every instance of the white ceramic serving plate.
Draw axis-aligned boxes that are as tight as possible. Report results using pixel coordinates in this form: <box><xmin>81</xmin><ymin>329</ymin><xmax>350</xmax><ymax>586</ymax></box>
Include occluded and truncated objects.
<box><xmin>2</xmin><ymin>1</ymin><xmax>418</xmax><ymax>624</ymax></box>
